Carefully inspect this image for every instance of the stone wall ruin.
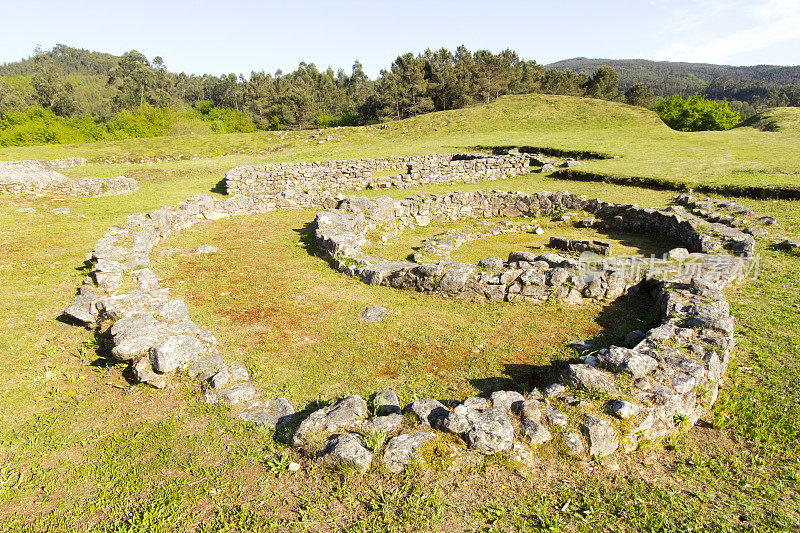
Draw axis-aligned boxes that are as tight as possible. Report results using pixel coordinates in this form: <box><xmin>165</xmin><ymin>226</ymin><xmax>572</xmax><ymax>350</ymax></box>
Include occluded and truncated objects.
<box><xmin>59</xmin><ymin>154</ymin><xmax>762</xmax><ymax>474</ymax></box>
<box><xmin>0</xmin><ymin>160</ymin><xmax>137</xmax><ymax>197</ymax></box>
<box><xmin>225</xmin><ymin>152</ymin><xmax>537</xmax><ymax>197</ymax></box>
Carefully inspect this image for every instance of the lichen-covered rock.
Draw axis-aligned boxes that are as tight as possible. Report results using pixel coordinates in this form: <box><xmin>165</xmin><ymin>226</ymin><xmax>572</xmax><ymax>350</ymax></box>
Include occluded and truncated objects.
<box><xmin>463</xmin><ymin>396</ymin><xmax>490</xmax><ymax>410</ymax></box>
<box><xmin>465</xmin><ymin>408</ymin><xmax>514</xmax><ymax>454</ymax></box>
<box><xmin>563</xmin><ymin>432</ymin><xmax>584</xmax><ymax>455</ymax></box>
<box><xmin>607</xmin><ymin>399</ymin><xmax>640</xmax><ymax>419</ymax></box>
<box><xmin>368</xmin><ymin>413</ymin><xmax>403</xmax><ymax>433</ymax></box>
<box><xmin>542</xmin><ymin>383</ymin><xmax>566</xmax><ymax>396</ymax></box>
<box><xmin>319</xmin><ymin>433</ymin><xmax>373</xmax><ymax>473</ymax></box>
<box><xmin>204</xmin><ymin>381</ymin><xmax>256</xmax><ymax>406</ymax></box>
<box><xmin>209</xmin><ymin>364</ymin><xmax>249</xmax><ymax>389</ymax></box>
<box><xmin>63</xmin><ymin>290</ymin><xmax>97</xmax><ymax>324</ymax></box>
<box><xmin>442</xmin><ymin>404</ymin><xmax>474</xmax><ymax>435</ymax></box>
<box><xmin>360</xmin><ymin>305</ymin><xmax>388</xmax><ymax>323</ymax></box>
<box><xmin>490</xmin><ymin>390</ymin><xmax>525</xmax><ymax>413</ymax></box>
<box><xmin>521</xmin><ymin>418</ymin><xmax>552</xmax><ymax>445</ymax></box>
<box><xmin>373</xmin><ymin>390</ymin><xmax>401</xmax><ymax>415</ymax></box>
<box><xmin>132</xmin><ymin>357</ymin><xmax>167</xmax><ymax>389</ymax></box>
<box><xmin>149</xmin><ymin>335</ymin><xmax>205</xmax><ymax>372</ymax></box>
<box><xmin>292</xmin><ymin>395</ymin><xmax>368</xmax><ymax>447</ymax></box>
<box><xmin>239</xmin><ymin>398</ymin><xmax>295</xmax><ymax>427</ymax></box>
<box><xmin>544</xmin><ymin>405</ymin><xmax>567</xmax><ymax>426</ymax></box>
<box><xmin>478</xmin><ymin>257</ymin><xmax>503</xmax><ymax>270</ymax></box>
<box><xmin>561</xmin><ymin>364</ymin><xmax>619</xmax><ymax>395</ymax></box>
<box><xmin>155</xmin><ymin>299</ymin><xmax>190</xmax><ymax>322</ymax></box>
<box><xmin>407</xmin><ymin>398</ymin><xmax>449</xmax><ymax>428</ymax></box>
<box><xmin>383</xmin><ymin>431</ymin><xmax>434</xmax><ymax>473</ymax></box>
<box><xmin>188</xmin><ymin>353</ymin><xmax>225</xmax><ymax>377</ymax></box>
<box><xmin>580</xmin><ymin>414</ymin><xmax>619</xmax><ymax>457</ymax></box>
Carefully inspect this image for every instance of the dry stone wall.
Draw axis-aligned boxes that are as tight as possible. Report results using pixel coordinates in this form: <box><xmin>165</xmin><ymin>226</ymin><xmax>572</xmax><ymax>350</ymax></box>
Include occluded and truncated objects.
<box><xmin>1</xmin><ymin>157</ymin><xmax>88</xmax><ymax>169</ymax></box>
<box><xmin>0</xmin><ymin>160</ymin><xmax>137</xmax><ymax>197</ymax></box>
<box><xmin>314</xmin><ymin>190</ymin><xmax>754</xmax><ymax>304</ymax></box>
<box><xmin>61</xmin><ymin>155</ymin><xmax>754</xmax><ymax>474</ymax></box>
<box><xmin>225</xmin><ymin>153</ymin><xmax>535</xmax><ymax>196</ymax></box>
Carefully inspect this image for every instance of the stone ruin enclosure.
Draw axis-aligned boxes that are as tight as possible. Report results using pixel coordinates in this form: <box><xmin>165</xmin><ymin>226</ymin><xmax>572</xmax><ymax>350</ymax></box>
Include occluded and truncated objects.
<box><xmin>0</xmin><ymin>159</ymin><xmax>137</xmax><ymax>197</ymax></box>
<box><xmin>225</xmin><ymin>152</ymin><xmax>539</xmax><ymax>198</ymax></box>
<box><xmin>60</xmin><ymin>151</ymin><xmax>767</xmax><ymax>474</ymax></box>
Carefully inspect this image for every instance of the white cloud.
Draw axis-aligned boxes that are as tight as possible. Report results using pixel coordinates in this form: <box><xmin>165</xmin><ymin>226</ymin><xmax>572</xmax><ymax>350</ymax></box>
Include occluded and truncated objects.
<box><xmin>656</xmin><ymin>0</ymin><xmax>800</xmax><ymax>63</ymax></box>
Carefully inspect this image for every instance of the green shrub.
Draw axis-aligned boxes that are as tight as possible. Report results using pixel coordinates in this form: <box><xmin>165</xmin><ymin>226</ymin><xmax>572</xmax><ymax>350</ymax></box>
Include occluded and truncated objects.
<box><xmin>653</xmin><ymin>94</ymin><xmax>740</xmax><ymax>132</ymax></box>
<box><xmin>0</xmin><ymin>107</ymin><xmax>86</xmax><ymax>146</ymax></box>
<box><xmin>194</xmin><ymin>101</ymin><xmax>259</xmax><ymax>133</ymax></box>
<box><xmin>0</xmin><ymin>102</ymin><xmax>261</xmax><ymax>147</ymax></box>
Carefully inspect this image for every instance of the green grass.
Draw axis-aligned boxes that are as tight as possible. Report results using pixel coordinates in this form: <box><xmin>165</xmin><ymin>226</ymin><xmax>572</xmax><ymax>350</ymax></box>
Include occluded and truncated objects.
<box><xmin>0</xmin><ymin>94</ymin><xmax>798</xmax><ymax>192</ymax></box>
<box><xmin>149</xmin><ymin>204</ymin><xmax>658</xmax><ymax>406</ymax></box>
<box><xmin>361</xmin><ymin>215</ymin><xmax>681</xmax><ymax>263</ymax></box>
<box><xmin>0</xmin><ymin>94</ymin><xmax>799</xmax><ymax>531</ymax></box>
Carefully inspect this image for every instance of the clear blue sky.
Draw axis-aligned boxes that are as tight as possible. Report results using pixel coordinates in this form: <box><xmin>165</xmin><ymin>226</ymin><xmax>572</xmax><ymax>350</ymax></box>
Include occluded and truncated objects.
<box><xmin>2</xmin><ymin>0</ymin><xmax>798</xmax><ymax>77</ymax></box>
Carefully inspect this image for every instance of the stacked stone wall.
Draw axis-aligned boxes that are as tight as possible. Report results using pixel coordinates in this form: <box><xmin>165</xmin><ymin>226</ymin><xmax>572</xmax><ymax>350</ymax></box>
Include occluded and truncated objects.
<box><xmin>60</xmin><ymin>158</ymin><xmax>757</xmax><ymax>472</ymax></box>
<box><xmin>0</xmin><ymin>160</ymin><xmax>137</xmax><ymax>197</ymax></box>
<box><xmin>225</xmin><ymin>153</ymin><xmax>534</xmax><ymax>196</ymax></box>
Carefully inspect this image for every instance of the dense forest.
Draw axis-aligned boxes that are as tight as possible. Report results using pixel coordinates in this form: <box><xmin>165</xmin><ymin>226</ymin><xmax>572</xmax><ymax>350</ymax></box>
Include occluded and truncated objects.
<box><xmin>547</xmin><ymin>57</ymin><xmax>800</xmax><ymax>110</ymax></box>
<box><xmin>1</xmin><ymin>44</ymin><xmax>799</xmax><ymax>147</ymax></box>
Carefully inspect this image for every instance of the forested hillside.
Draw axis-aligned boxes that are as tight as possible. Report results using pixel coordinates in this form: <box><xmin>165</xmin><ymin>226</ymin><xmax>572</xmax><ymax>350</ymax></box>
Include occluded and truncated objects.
<box><xmin>547</xmin><ymin>57</ymin><xmax>800</xmax><ymax>108</ymax></box>
<box><xmin>0</xmin><ymin>44</ymin><xmax>626</xmax><ymax>145</ymax></box>
<box><xmin>1</xmin><ymin>44</ymin><xmax>799</xmax><ymax>148</ymax></box>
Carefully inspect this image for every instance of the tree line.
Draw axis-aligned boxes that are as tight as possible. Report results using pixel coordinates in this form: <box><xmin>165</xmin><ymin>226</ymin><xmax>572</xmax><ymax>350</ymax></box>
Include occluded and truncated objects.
<box><xmin>0</xmin><ymin>44</ymin><xmax>651</xmax><ymax>132</ymax></box>
<box><xmin>1</xmin><ymin>44</ymin><xmax>797</xmax><ymax>145</ymax></box>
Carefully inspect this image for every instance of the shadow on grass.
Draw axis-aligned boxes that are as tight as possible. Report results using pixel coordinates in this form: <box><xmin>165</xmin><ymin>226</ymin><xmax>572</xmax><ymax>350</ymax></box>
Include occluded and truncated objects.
<box><xmin>293</xmin><ymin>221</ymin><xmax>326</xmax><ymax>259</ymax></box>
<box><xmin>469</xmin><ymin>286</ymin><xmax>661</xmax><ymax>395</ymax></box>
<box><xmin>210</xmin><ymin>178</ymin><xmax>227</xmax><ymax>195</ymax></box>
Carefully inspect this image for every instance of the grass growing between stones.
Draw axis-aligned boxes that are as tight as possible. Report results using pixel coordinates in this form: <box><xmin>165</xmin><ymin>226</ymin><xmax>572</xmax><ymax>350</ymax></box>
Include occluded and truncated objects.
<box><xmin>0</xmin><ymin>94</ymin><xmax>799</xmax><ymax>530</ymax></box>
<box><xmin>360</xmin><ymin>215</ymin><xmax>681</xmax><ymax>264</ymax></box>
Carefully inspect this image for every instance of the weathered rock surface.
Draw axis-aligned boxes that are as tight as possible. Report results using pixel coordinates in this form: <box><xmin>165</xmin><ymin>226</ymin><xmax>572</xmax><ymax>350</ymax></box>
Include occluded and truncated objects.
<box><xmin>562</xmin><ymin>364</ymin><xmax>619</xmax><ymax>395</ymax></box>
<box><xmin>383</xmin><ymin>431</ymin><xmax>435</xmax><ymax>473</ymax></box>
<box><xmin>521</xmin><ymin>418</ymin><xmax>552</xmax><ymax>445</ymax></box>
<box><xmin>239</xmin><ymin>398</ymin><xmax>295</xmax><ymax>427</ymax></box>
<box><xmin>360</xmin><ymin>305</ymin><xmax>388</xmax><ymax>322</ymax></box>
<box><xmin>490</xmin><ymin>390</ymin><xmax>525</xmax><ymax>413</ymax></box>
<box><xmin>407</xmin><ymin>398</ymin><xmax>449</xmax><ymax>428</ymax></box>
<box><xmin>319</xmin><ymin>433</ymin><xmax>373</xmax><ymax>473</ymax></box>
<box><xmin>580</xmin><ymin>414</ymin><xmax>619</xmax><ymax>457</ymax></box>
<box><xmin>373</xmin><ymin>390</ymin><xmax>401</xmax><ymax>415</ymax></box>
<box><xmin>292</xmin><ymin>395</ymin><xmax>368</xmax><ymax>447</ymax></box>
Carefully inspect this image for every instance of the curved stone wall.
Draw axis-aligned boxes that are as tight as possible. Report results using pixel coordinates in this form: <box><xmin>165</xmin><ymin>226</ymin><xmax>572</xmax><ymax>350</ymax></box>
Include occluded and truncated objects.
<box><xmin>0</xmin><ymin>160</ymin><xmax>137</xmax><ymax>197</ymax></box>
<box><xmin>314</xmin><ymin>191</ymin><xmax>754</xmax><ymax>304</ymax></box>
<box><xmin>61</xmin><ymin>159</ymin><xmax>754</xmax><ymax>473</ymax></box>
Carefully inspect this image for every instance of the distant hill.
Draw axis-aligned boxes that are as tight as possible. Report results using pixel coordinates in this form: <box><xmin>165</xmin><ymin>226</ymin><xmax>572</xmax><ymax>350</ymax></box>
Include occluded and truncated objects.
<box><xmin>0</xmin><ymin>44</ymin><xmax>119</xmax><ymax>77</ymax></box>
<box><xmin>546</xmin><ymin>58</ymin><xmax>800</xmax><ymax>97</ymax></box>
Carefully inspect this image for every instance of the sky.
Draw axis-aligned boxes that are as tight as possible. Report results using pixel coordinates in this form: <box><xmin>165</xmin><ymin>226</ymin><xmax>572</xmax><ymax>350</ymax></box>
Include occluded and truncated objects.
<box><xmin>1</xmin><ymin>0</ymin><xmax>798</xmax><ymax>78</ymax></box>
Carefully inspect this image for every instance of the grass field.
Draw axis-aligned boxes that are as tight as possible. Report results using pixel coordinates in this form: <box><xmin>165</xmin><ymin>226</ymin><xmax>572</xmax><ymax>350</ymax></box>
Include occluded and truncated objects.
<box><xmin>0</xmin><ymin>94</ymin><xmax>799</xmax><ymax>531</ymax></box>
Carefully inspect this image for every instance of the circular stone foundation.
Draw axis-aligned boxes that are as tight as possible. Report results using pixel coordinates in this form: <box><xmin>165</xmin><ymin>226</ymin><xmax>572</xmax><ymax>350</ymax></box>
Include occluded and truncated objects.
<box><xmin>63</xmin><ymin>167</ymin><xmax>756</xmax><ymax>472</ymax></box>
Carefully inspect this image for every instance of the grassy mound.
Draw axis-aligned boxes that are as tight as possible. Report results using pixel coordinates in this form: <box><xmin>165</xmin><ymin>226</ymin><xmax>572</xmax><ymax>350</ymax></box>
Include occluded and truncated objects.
<box><xmin>736</xmin><ymin>107</ymin><xmax>800</xmax><ymax>133</ymax></box>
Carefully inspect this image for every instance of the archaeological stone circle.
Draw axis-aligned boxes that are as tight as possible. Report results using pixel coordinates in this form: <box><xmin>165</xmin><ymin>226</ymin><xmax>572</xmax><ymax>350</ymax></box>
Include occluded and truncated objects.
<box><xmin>0</xmin><ymin>158</ymin><xmax>137</xmax><ymax>197</ymax></box>
<box><xmin>60</xmin><ymin>151</ymin><xmax>770</xmax><ymax>473</ymax></box>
